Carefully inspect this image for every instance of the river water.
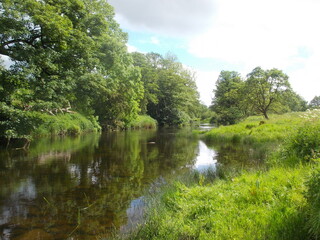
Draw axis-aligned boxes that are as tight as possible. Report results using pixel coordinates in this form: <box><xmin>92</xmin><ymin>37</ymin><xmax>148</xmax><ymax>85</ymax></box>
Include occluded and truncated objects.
<box><xmin>0</xmin><ymin>128</ymin><xmax>267</xmax><ymax>240</ymax></box>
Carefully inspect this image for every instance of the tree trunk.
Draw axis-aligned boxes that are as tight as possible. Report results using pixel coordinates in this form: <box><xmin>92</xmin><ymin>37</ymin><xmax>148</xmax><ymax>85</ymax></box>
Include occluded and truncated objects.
<box><xmin>263</xmin><ymin>110</ymin><xmax>269</xmax><ymax>119</ymax></box>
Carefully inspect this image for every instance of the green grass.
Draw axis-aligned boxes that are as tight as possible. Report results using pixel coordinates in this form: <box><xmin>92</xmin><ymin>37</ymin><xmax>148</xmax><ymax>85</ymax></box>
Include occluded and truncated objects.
<box><xmin>123</xmin><ymin>166</ymin><xmax>310</xmax><ymax>240</ymax></box>
<box><xmin>204</xmin><ymin>112</ymin><xmax>308</xmax><ymax>143</ymax></box>
<box><xmin>129</xmin><ymin>115</ymin><xmax>158</xmax><ymax>129</ymax></box>
<box><xmin>113</xmin><ymin>110</ymin><xmax>320</xmax><ymax>240</ymax></box>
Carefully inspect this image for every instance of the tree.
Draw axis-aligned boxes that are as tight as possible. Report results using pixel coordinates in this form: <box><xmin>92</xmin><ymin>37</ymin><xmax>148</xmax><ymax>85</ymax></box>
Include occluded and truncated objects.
<box><xmin>245</xmin><ymin>67</ymin><xmax>291</xmax><ymax>119</ymax></box>
<box><xmin>210</xmin><ymin>71</ymin><xmax>245</xmax><ymax>125</ymax></box>
<box><xmin>132</xmin><ymin>52</ymin><xmax>201</xmax><ymax>126</ymax></box>
<box><xmin>309</xmin><ymin>96</ymin><xmax>320</xmax><ymax>109</ymax></box>
<box><xmin>283</xmin><ymin>91</ymin><xmax>307</xmax><ymax>112</ymax></box>
<box><xmin>0</xmin><ymin>0</ymin><xmax>143</xmax><ymax>128</ymax></box>
<box><xmin>131</xmin><ymin>52</ymin><xmax>159</xmax><ymax>114</ymax></box>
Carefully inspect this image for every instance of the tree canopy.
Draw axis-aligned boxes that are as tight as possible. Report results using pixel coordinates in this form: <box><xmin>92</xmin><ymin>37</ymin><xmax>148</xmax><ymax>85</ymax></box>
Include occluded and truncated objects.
<box><xmin>131</xmin><ymin>52</ymin><xmax>201</xmax><ymax>126</ymax></box>
<box><xmin>0</xmin><ymin>0</ymin><xmax>144</xmax><ymax>129</ymax></box>
<box><xmin>245</xmin><ymin>67</ymin><xmax>291</xmax><ymax>119</ymax></box>
<box><xmin>0</xmin><ymin>0</ymin><xmax>203</xmax><ymax>137</ymax></box>
<box><xmin>309</xmin><ymin>96</ymin><xmax>320</xmax><ymax>109</ymax></box>
<box><xmin>210</xmin><ymin>67</ymin><xmax>307</xmax><ymax>125</ymax></box>
<box><xmin>210</xmin><ymin>71</ymin><xmax>245</xmax><ymax>125</ymax></box>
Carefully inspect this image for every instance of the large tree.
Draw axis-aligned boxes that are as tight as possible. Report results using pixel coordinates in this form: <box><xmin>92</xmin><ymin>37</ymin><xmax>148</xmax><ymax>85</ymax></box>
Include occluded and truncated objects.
<box><xmin>245</xmin><ymin>67</ymin><xmax>291</xmax><ymax>119</ymax></box>
<box><xmin>0</xmin><ymin>0</ymin><xmax>142</xmax><ymax>127</ymax></box>
<box><xmin>131</xmin><ymin>52</ymin><xmax>201</xmax><ymax>126</ymax></box>
<box><xmin>131</xmin><ymin>52</ymin><xmax>159</xmax><ymax>114</ymax></box>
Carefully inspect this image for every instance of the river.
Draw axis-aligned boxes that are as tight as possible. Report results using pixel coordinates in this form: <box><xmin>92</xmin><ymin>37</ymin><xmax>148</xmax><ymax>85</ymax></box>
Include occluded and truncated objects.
<box><xmin>0</xmin><ymin>128</ymin><xmax>267</xmax><ymax>240</ymax></box>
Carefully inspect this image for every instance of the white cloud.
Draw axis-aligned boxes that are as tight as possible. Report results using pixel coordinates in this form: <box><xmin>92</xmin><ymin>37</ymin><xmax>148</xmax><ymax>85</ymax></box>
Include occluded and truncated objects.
<box><xmin>126</xmin><ymin>44</ymin><xmax>138</xmax><ymax>53</ymax></box>
<box><xmin>110</xmin><ymin>0</ymin><xmax>320</xmax><ymax>103</ymax></box>
<box><xmin>188</xmin><ymin>0</ymin><xmax>320</xmax><ymax>101</ymax></box>
<box><xmin>109</xmin><ymin>0</ymin><xmax>215</xmax><ymax>37</ymax></box>
<box><xmin>195</xmin><ymin>70</ymin><xmax>220</xmax><ymax>106</ymax></box>
<box><xmin>290</xmin><ymin>54</ymin><xmax>320</xmax><ymax>102</ymax></box>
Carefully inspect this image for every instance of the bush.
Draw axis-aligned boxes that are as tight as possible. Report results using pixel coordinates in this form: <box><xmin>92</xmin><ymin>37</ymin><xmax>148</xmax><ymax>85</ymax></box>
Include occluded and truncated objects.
<box><xmin>129</xmin><ymin>115</ymin><xmax>157</xmax><ymax>129</ymax></box>
<box><xmin>67</xmin><ymin>125</ymin><xmax>81</xmax><ymax>135</ymax></box>
<box><xmin>273</xmin><ymin>123</ymin><xmax>320</xmax><ymax>166</ymax></box>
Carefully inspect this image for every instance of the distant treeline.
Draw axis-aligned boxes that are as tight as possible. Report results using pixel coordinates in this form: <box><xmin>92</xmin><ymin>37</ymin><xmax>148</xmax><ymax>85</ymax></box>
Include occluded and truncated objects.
<box><xmin>210</xmin><ymin>69</ymin><xmax>319</xmax><ymax>125</ymax></box>
<box><xmin>0</xmin><ymin>0</ymin><xmax>203</xmax><ymax>139</ymax></box>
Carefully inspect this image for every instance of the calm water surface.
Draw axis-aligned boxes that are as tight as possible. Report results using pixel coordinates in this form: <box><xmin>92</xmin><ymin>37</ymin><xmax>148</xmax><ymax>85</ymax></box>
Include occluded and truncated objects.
<box><xmin>0</xmin><ymin>128</ymin><xmax>267</xmax><ymax>239</ymax></box>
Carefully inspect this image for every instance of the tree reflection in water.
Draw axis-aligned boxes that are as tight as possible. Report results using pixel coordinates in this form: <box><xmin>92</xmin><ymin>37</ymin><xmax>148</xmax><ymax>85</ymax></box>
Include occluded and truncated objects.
<box><xmin>0</xmin><ymin>130</ymin><xmax>269</xmax><ymax>239</ymax></box>
<box><xmin>0</xmin><ymin>129</ymin><xmax>199</xmax><ymax>240</ymax></box>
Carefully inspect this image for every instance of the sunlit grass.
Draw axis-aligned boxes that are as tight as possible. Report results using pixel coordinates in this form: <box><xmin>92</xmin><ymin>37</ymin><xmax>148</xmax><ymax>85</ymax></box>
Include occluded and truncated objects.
<box><xmin>204</xmin><ymin>111</ymin><xmax>313</xmax><ymax>143</ymax></box>
<box><xmin>120</xmin><ymin>166</ymin><xmax>310</xmax><ymax>240</ymax></box>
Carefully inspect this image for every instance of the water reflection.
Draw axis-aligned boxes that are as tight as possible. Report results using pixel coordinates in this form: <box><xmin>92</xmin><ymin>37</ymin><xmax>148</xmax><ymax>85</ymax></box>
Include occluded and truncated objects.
<box><xmin>198</xmin><ymin>124</ymin><xmax>214</xmax><ymax>131</ymax></box>
<box><xmin>0</xmin><ymin>129</ymin><xmax>199</xmax><ymax>240</ymax></box>
<box><xmin>0</xmin><ymin>129</ymin><xmax>269</xmax><ymax>239</ymax></box>
<box><xmin>194</xmin><ymin>141</ymin><xmax>217</xmax><ymax>172</ymax></box>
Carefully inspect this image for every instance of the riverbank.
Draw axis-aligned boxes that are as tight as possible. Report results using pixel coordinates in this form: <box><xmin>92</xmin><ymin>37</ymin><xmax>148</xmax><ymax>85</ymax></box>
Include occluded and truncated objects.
<box><xmin>204</xmin><ymin>111</ymin><xmax>311</xmax><ymax>143</ymax></box>
<box><xmin>116</xmin><ymin>110</ymin><xmax>320</xmax><ymax>240</ymax></box>
<box><xmin>0</xmin><ymin>110</ymin><xmax>101</xmax><ymax>147</ymax></box>
<box><xmin>0</xmin><ymin>109</ymin><xmax>158</xmax><ymax>147</ymax></box>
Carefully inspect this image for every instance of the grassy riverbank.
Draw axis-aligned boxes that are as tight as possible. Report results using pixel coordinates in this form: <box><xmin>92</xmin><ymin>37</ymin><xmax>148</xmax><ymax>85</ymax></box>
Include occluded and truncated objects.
<box><xmin>116</xmin><ymin>110</ymin><xmax>320</xmax><ymax>240</ymax></box>
<box><xmin>0</xmin><ymin>110</ymin><xmax>101</xmax><ymax>140</ymax></box>
<box><xmin>204</xmin><ymin>111</ymin><xmax>312</xmax><ymax>143</ymax></box>
<box><xmin>0</xmin><ymin>107</ymin><xmax>158</xmax><ymax>145</ymax></box>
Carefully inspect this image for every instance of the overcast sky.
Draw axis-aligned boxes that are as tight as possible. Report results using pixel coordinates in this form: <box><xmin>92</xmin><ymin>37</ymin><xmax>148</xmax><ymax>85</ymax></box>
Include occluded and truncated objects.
<box><xmin>109</xmin><ymin>0</ymin><xmax>320</xmax><ymax>105</ymax></box>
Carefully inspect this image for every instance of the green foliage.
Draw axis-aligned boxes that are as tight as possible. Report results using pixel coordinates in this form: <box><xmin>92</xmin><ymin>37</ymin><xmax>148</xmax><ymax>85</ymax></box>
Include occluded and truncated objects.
<box><xmin>197</xmin><ymin>103</ymin><xmax>215</xmax><ymax>123</ymax></box>
<box><xmin>0</xmin><ymin>0</ymin><xmax>143</xmax><ymax>132</ymax></box>
<box><xmin>209</xmin><ymin>68</ymin><xmax>305</xmax><ymax>125</ymax></box>
<box><xmin>131</xmin><ymin>52</ymin><xmax>201</xmax><ymax>126</ymax></box>
<box><xmin>309</xmin><ymin>96</ymin><xmax>320</xmax><ymax>109</ymax></box>
<box><xmin>245</xmin><ymin>67</ymin><xmax>291</xmax><ymax>119</ymax></box>
<box><xmin>271</xmin><ymin>112</ymin><xmax>320</xmax><ymax>166</ymax></box>
<box><xmin>283</xmin><ymin>91</ymin><xmax>308</xmax><ymax>112</ymax></box>
<box><xmin>210</xmin><ymin>71</ymin><xmax>246</xmax><ymax>125</ymax></box>
<box><xmin>34</xmin><ymin>112</ymin><xmax>100</xmax><ymax>136</ymax></box>
<box><xmin>286</xmin><ymin>124</ymin><xmax>320</xmax><ymax>161</ymax></box>
<box><xmin>0</xmin><ymin>101</ymin><xmax>99</xmax><ymax>140</ymax></box>
<box><xmin>129</xmin><ymin>115</ymin><xmax>158</xmax><ymax>129</ymax></box>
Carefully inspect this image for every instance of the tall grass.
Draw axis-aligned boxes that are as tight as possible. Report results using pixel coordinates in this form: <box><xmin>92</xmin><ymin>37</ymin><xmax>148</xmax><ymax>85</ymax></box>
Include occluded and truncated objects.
<box><xmin>119</xmin><ymin>167</ymin><xmax>310</xmax><ymax>240</ymax></box>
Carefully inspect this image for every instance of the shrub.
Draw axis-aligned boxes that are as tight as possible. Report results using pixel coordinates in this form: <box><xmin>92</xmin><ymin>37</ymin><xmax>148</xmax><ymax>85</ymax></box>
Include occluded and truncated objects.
<box><xmin>129</xmin><ymin>115</ymin><xmax>157</xmax><ymax>129</ymax></box>
<box><xmin>274</xmin><ymin>123</ymin><xmax>320</xmax><ymax>166</ymax></box>
<box><xmin>67</xmin><ymin>125</ymin><xmax>81</xmax><ymax>135</ymax></box>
